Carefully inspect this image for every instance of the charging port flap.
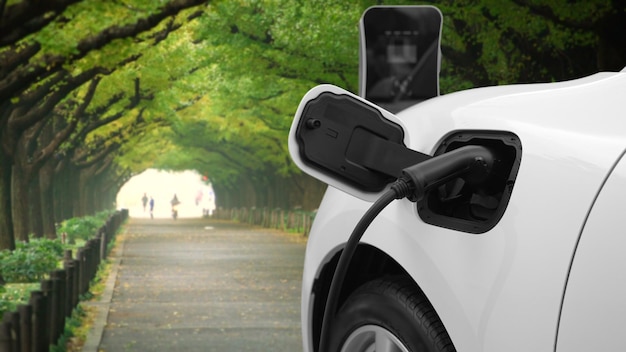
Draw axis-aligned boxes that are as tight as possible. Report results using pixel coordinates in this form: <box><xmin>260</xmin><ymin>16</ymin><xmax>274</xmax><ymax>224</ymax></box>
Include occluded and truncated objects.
<box><xmin>289</xmin><ymin>85</ymin><xmax>428</xmax><ymax>200</ymax></box>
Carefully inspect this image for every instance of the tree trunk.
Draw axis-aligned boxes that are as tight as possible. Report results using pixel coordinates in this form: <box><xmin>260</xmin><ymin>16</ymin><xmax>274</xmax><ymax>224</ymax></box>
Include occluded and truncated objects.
<box><xmin>212</xmin><ymin>184</ymin><xmax>229</xmax><ymax>209</ymax></box>
<box><xmin>82</xmin><ymin>174</ymin><xmax>92</xmax><ymax>216</ymax></box>
<box><xmin>54</xmin><ymin>162</ymin><xmax>77</xmax><ymax>221</ymax></box>
<box><xmin>100</xmin><ymin>173</ymin><xmax>120</xmax><ymax>211</ymax></box>
<box><xmin>212</xmin><ymin>173</ymin><xmax>326</xmax><ymax>211</ymax></box>
<box><xmin>289</xmin><ymin>174</ymin><xmax>326</xmax><ymax>211</ymax></box>
<box><xmin>242</xmin><ymin>176</ymin><xmax>257</xmax><ymax>207</ymax></box>
<box><xmin>0</xmin><ymin>155</ymin><xmax>15</xmax><ymax>250</ymax></box>
<box><xmin>76</xmin><ymin>165</ymin><xmax>96</xmax><ymax>217</ymax></box>
<box><xmin>66</xmin><ymin>165</ymin><xmax>78</xmax><ymax>218</ymax></box>
<box><xmin>75</xmin><ymin>172</ymin><xmax>86</xmax><ymax>217</ymax></box>
<box><xmin>97</xmin><ymin>170</ymin><xmax>119</xmax><ymax>212</ymax></box>
<box><xmin>39</xmin><ymin>159</ymin><xmax>56</xmax><ymax>238</ymax></box>
<box><xmin>11</xmin><ymin>163</ymin><xmax>30</xmax><ymax>242</ymax></box>
<box><xmin>29</xmin><ymin>175</ymin><xmax>44</xmax><ymax>238</ymax></box>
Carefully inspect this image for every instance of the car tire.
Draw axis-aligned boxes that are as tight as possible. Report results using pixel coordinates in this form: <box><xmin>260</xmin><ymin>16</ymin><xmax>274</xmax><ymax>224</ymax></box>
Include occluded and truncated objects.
<box><xmin>328</xmin><ymin>276</ymin><xmax>455</xmax><ymax>352</ymax></box>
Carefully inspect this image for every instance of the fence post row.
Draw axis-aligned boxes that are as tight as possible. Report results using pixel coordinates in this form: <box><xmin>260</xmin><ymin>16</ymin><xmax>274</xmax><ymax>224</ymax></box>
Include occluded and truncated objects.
<box><xmin>213</xmin><ymin>207</ymin><xmax>315</xmax><ymax>236</ymax></box>
<box><xmin>0</xmin><ymin>209</ymin><xmax>128</xmax><ymax>351</ymax></box>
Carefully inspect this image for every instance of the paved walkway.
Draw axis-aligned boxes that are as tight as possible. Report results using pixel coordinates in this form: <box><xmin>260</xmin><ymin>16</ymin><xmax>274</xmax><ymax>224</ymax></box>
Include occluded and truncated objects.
<box><xmin>82</xmin><ymin>218</ymin><xmax>306</xmax><ymax>352</ymax></box>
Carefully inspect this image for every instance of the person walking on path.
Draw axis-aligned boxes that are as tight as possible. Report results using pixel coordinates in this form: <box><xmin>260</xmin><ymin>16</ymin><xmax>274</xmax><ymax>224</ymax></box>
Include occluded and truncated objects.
<box><xmin>149</xmin><ymin>197</ymin><xmax>155</xmax><ymax>219</ymax></box>
<box><xmin>170</xmin><ymin>194</ymin><xmax>180</xmax><ymax>220</ymax></box>
<box><xmin>142</xmin><ymin>193</ymin><xmax>148</xmax><ymax>212</ymax></box>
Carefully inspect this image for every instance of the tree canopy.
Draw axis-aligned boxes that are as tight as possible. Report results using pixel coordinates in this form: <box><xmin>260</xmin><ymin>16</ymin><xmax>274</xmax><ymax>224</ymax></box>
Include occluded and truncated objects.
<box><xmin>0</xmin><ymin>0</ymin><xmax>624</xmax><ymax>249</ymax></box>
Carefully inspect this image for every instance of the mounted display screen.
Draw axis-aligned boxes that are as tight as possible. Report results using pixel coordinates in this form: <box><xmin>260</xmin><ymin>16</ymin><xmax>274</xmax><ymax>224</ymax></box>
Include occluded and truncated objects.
<box><xmin>359</xmin><ymin>6</ymin><xmax>442</xmax><ymax>112</ymax></box>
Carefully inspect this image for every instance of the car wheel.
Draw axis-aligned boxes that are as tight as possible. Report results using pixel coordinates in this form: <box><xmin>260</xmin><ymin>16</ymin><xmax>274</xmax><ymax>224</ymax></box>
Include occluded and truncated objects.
<box><xmin>328</xmin><ymin>276</ymin><xmax>455</xmax><ymax>352</ymax></box>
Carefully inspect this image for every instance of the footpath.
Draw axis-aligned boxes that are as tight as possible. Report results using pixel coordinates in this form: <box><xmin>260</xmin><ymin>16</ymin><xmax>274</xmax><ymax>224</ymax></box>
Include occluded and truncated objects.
<box><xmin>81</xmin><ymin>217</ymin><xmax>306</xmax><ymax>352</ymax></box>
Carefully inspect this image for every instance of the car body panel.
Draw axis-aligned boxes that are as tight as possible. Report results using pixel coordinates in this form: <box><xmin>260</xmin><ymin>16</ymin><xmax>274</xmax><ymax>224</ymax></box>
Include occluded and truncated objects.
<box><xmin>556</xmin><ymin>151</ymin><xmax>626</xmax><ymax>351</ymax></box>
<box><xmin>301</xmin><ymin>71</ymin><xmax>626</xmax><ymax>351</ymax></box>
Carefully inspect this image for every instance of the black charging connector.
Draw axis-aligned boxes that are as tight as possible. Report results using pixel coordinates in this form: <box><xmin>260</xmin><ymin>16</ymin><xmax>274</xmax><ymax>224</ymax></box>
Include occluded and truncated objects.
<box><xmin>401</xmin><ymin>145</ymin><xmax>494</xmax><ymax>202</ymax></box>
<box><xmin>317</xmin><ymin>145</ymin><xmax>495</xmax><ymax>352</ymax></box>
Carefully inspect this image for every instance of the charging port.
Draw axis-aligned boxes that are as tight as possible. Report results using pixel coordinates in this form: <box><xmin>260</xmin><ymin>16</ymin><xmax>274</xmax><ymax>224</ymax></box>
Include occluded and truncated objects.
<box><xmin>417</xmin><ymin>131</ymin><xmax>522</xmax><ymax>234</ymax></box>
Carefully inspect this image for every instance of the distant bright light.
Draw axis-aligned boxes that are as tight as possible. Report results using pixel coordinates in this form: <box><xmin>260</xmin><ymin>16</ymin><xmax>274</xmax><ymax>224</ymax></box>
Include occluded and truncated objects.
<box><xmin>116</xmin><ymin>169</ymin><xmax>216</xmax><ymax>219</ymax></box>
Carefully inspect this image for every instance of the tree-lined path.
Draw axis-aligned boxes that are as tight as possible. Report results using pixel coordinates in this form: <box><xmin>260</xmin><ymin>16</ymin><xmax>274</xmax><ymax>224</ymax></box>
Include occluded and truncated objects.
<box><xmin>84</xmin><ymin>218</ymin><xmax>306</xmax><ymax>351</ymax></box>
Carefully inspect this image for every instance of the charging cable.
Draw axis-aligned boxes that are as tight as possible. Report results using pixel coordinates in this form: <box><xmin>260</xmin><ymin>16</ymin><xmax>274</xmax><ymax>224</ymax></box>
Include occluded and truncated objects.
<box><xmin>317</xmin><ymin>145</ymin><xmax>494</xmax><ymax>351</ymax></box>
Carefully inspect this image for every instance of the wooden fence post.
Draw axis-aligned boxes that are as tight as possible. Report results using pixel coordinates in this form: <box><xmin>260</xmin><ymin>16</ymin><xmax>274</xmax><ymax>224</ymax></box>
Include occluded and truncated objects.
<box><xmin>93</xmin><ymin>236</ymin><xmax>102</xmax><ymax>273</ymax></box>
<box><xmin>64</xmin><ymin>250</ymin><xmax>78</xmax><ymax>313</ymax></box>
<box><xmin>84</xmin><ymin>240</ymin><xmax>92</xmax><ymax>285</ymax></box>
<box><xmin>40</xmin><ymin>279</ymin><xmax>57</xmax><ymax>347</ymax></box>
<box><xmin>18</xmin><ymin>304</ymin><xmax>32</xmax><ymax>352</ymax></box>
<box><xmin>72</xmin><ymin>258</ymin><xmax>79</xmax><ymax>305</ymax></box>
<box><xmin>0</xmin><ymin>315</ymin><xmax>14</xmax><ymax>352</ymax></box>
<box><xmin>7</xmin><ymin>311</ymin><xmax>20</xmax><ymax>352</ymax></box>
<box><xmin>47</xmin><ymin>275</ymin><xmax>61</xmax><ymax>345</ymax></box>
<box><xmin>304</xmin><ymin>212</ymin><xmax>312</xmax><ymax>237</ymax></box>
<box><xmin>29</xmin><ymin>290</ymin><xmax>48</xmax><ymax>352</ymax></box>
<box><xmin>76</xmin><ymin>248</ymin><xmax>87</xmax><ymax>295</ymax></box>
<box><xmin>99</xmin><ymin>227</ymin><xmax>107</xmax><ymax>261</ymax></box>
<box><xmin>86</xmin><ymin>240</ymin><xmax>95</xmax><ymax>286</ymax></box>
<box><xmin>0</xmin><ymin>211</ymin><xmax>127</xmax><ymax>352</ymax></box>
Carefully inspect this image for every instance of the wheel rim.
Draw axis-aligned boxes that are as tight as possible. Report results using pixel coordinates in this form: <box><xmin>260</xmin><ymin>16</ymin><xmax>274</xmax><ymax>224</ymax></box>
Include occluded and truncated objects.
<box><xmin>340</xmin><ymin>324</ymin><xmax>411</xmax><ymax>352</ymax></box>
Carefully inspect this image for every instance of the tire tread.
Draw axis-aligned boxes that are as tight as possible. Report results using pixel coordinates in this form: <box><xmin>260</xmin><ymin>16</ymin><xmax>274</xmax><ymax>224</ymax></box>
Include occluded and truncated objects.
<box><xmin>350</xmin><ymin>276</ymin><xmax>456</xmax><ymax>352</ymax></box>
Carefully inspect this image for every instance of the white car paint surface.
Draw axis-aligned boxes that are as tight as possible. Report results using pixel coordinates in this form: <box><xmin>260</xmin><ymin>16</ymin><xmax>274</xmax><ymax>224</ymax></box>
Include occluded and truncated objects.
<box><xmin>557</xmin><ymin>151</ymin><xmax>626</xmax><ymax>351</ymax></box>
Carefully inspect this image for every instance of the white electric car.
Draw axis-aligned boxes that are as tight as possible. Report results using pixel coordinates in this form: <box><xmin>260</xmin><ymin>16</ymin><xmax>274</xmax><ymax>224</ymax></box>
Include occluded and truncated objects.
<box><xmin>291</xmin><ymin>67</ymin><xmax>626</xmax><ymax>352</ymax></box>
<box><xmin>288</xmin><ymin>7</ymin><xmax>626</xmax><ymax>352</ymax></box>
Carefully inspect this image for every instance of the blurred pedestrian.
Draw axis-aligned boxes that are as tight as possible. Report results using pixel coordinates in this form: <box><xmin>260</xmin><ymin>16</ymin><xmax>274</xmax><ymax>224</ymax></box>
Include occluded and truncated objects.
<box><xmin>171</xmin><ymin>194</ymin><xmax>180</xmax><ymax>219</ymax></box>
<box><xmin>142</xmin><ymin>193</ymin><xmax>148</xmax><ymax>212</ymax></box>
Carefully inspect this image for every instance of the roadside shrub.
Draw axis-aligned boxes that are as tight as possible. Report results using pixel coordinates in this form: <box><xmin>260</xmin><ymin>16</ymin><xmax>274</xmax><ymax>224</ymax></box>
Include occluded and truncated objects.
<box><xmin>94</xmin><ymin>209</ymin><xmax>114</xmax><ymax>222</ymax></box>
<box><xmin>57</xmin><ymin>216</ymin><xmax>100</xmax><ymax>243</ymax></box>
<box><xmin>0</xmin><ymin>237</ymin><xmax>64</xmax><ymax>283</ymax></box>
<box><xmin>0</xmin><ymin>285</ymin><xmax>8</xmax><ymax>319</ymax></box>
<box><xmin>0</xmin><ymin>283</ymin><xmax>39</xmax><ymax>320</ymax></box>
<box><xmin>57</xmin><ymin>210</ymin><xmax>114</xmax><ymax>244</ymax></box>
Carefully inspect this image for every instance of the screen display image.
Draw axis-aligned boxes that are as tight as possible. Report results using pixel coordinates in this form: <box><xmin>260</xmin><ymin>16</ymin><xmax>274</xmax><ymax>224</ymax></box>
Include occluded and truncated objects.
<box><xmin>360</xmin><ymin>6</ymin><xmax>442</xmax><ymax>112</ymax></box>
